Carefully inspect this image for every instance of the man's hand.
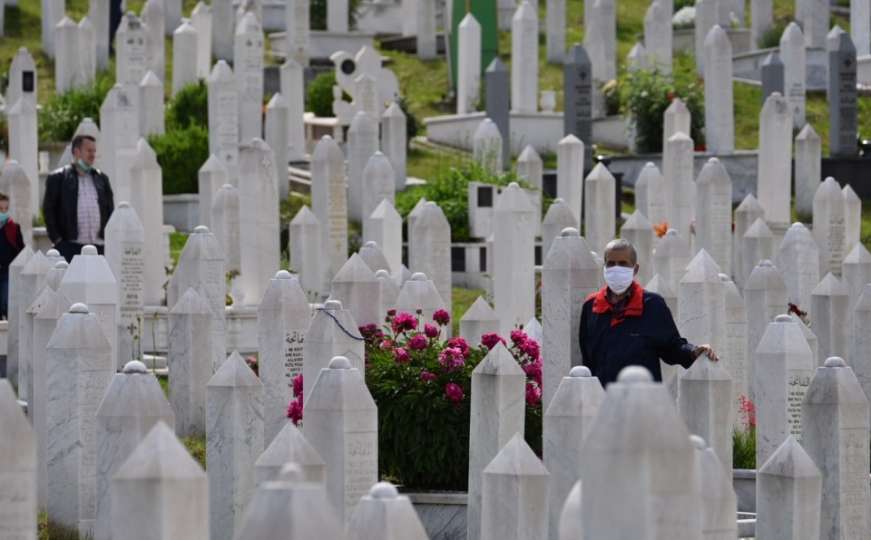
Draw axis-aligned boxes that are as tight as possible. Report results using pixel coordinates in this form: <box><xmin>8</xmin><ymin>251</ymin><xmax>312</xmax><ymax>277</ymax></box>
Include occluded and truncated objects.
<box><xmin>693</xmin><ymin>344</ymin><xmax>719</xmax><ymax>362</ymax></box>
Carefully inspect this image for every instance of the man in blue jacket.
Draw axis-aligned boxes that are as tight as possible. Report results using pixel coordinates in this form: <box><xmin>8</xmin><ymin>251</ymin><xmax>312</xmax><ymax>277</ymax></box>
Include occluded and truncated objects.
<box><xmin>579</xmin><ymin>238</ymin><xmax>718</xmax><ymax>386</ymax></box>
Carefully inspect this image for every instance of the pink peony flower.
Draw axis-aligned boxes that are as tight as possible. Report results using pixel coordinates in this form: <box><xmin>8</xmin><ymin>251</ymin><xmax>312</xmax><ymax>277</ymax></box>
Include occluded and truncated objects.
<box><xmin>444</xmin><ymin>382</ymin><xmax>465</xmax><ymax>403</ymax></box>
<box><xmin>510</xmin><ymin>329</ymin><xmax>528</xmax><ymax>346</ymax></box>
<box><xmin>380</xmin><ymin>339</ymin><xmax>394</xmax><ymax>351</ymax></box>
<box><xmin>524</xmin><ymin>359</ymin><xmax>543</xmax><ymax>386</ymax></box>
<box><xmin>420</xmin><ymin>370</ymin><xmax>437</xmax><ymax>383</ymax></box>
<box><xmin>438</xmin><ymin>347</ymin><xmax>466</xmax><ymax>370</ymax></box>
<box><xmin>391</xmin><ymin>312</ymin><xmax>419</xmax><ymax>334</ymax></box>
<box><xmin>292</xmin><ymin>374</ymin><xmax>303</xmax><ymax>398</ymax></box>
<box><xmin>481</xmin><ymin>333</ymin><xmax>505</xmax><ymax>350</ymax></box>
<box><xmin>433</xmin><ymin>309</ymin><xmax>451</xmax><ymax>326</ymax></box>
<box><xmin>287</xmin><ymin>396</ymin><xmax>303</xmax><ymax>425</ymax></box>
<box><xmin>520</xmin><ymin>339</ymin><xmax>540</xmax><ymax>360</ymax></box>
<box><xmin>409</xmin><ymin>334</ymin><xmax>429</xmax><ymax>351</ymax></box>
<box><xmin>387</xmin><ymin>309</ymin><xmax>397</xmax><ymax>317</ymax></box>
<box><xmin>394</xmin><ymin>347</ymin><xmax>410</xmax><ymax>364</ymax></box>
<box><xmin>424</xmin><ymin>323</ymin><xmax>440</xmax><ymax>339</ymax></box>
<box><xmin>525</xmin><ymin>383</ymin><xmax>542</xmax><ymax>406</ymax></box>
<box><xmin>447</xmin><ymin>336</ymin><xmax>470</xmax><ymax>357</ymax></box>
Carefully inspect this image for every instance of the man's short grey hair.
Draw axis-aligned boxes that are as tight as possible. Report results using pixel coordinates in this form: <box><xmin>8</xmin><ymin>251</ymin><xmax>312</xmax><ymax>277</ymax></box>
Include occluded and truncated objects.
<box><xmin>603</xmin><ymin>239</ymin><xmax>638</xmax><ymax>265</ymax></box>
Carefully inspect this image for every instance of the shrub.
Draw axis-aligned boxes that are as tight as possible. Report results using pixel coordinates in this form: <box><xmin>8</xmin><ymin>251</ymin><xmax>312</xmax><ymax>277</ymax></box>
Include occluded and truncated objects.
<box><xmin>37</xmin><ymin>72</ymin><xmax>113</xmax><ymax>142</ymax></box>
<box><xmin>758</xmin><ymin>19</ymin><xmax>790</xmax><ymax>49</ymax></box>
<box><xmin>148</xmin><ymin>124</ymin><xmax>209</xmax><ymax>194</ymax></box>
<box><xmin>395</xmin><ymin>161</ymin><xmax>528</xmax><ymax>242</ymax></box>
<box><xmin>619</xmin><ymin>58</ymin><xmax>705</xmax><ymax>153</ymax></box>
<box><xmin>672</xmin><ymin>0</ymin><xmax>694</xmax><ymax>11</ymax></box>
<box><xmin>397</xmin><ymin>96</ymin><xmax>420</xmax><ymax>146</ymax></box>
<box><xmin>360</xmin><ymin>310</ymin><xmax>542</xmax><ymax>490</ymax></box>
<box><xmin>307</xmin><ymin>71</ymin><xmax>336</xmax><ymax>117</ymax></box>
<box><xmin>166</xmin><ymin>80</ymin><xmax>208</xmax><ymax>130</ymax></box>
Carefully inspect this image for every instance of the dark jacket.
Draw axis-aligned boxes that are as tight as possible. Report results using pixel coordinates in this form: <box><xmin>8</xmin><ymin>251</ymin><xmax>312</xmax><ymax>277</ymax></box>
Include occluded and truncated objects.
<box><xmin>579</xmin><ymin>283</ymin><xmax>696</xmax><ymax>386</ymax></box>
<box><xmin>43</xmin><ymin>164</ymin><xmax>114</xmax><ymax>245</ymax></box>
<box><xmin>0</xmin><ymin>219</ymin><xmax>24</xmax><ymax>274</ymax></box>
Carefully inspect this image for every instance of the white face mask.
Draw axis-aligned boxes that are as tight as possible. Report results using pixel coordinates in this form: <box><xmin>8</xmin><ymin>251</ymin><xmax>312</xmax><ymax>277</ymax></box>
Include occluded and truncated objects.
<box><xmin>603</xmin><ymin>266</ymin><xmax>635</xmax><ymax>294</ymax></box>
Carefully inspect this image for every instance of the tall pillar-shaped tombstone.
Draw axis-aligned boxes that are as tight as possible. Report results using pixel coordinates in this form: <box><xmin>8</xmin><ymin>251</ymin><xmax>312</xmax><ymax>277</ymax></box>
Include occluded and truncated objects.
<box><xmin>302</xmin><ymin>300</ymin><xmax>365</xmax><ymax>402</ymax></box>
<box><xmin>168</xmin><ymin>288</ymin><xmax>213</xmax><ymax>437</ymax></box>
<box><xmin>59</xmin><ymin>246</ymin><xmax>118</xmax><ymax>370</ymax></box>
<box><xmin>94</xmin><ymin>361</ymin><xmax>175</xmax><ymax>540</ymax></box>
<box><xmin>756</xmin><ymin>435</ymin><xmax>822</xmax><ymax>540</ymax></box>
<box><xmin>331</xmin><ymin>253</ymin><xmax>383</xmax><ymax>328</ymax></box>
<box><xmin>776</xmin><ymin>222</ymin><xmax>819</xmax><ymax>314</ymax></box>
<box><xmin>212</xmin><ymin>183</ymin><xmax>241</xmax><ymax>273</ymax></box>
<box><xmin>311</xmin><ymin>136</ymin><xmax>348</xmax><ymax>281</ymax></box>
<box><xmin>756</xmin><ymin>92</ymin><xmax>793</xmax><ymax>227</ymax></box>
<box><xmin>556</xmin><ymin>135</ymin><xmax>584</xmax><ymax>226</ymax></box>
<box><xmin>582</xmin><ymin>163</ymin><xmax>616</xmax><ymax>255</ymax></box>
<box><xmin>720</xmin><ymin>274</ymin><xmax>748</xmax><ymax>429</ymax></box>
<box><xmin>0</xmin><ymin>160</ymin><xmax>33</xmax><ymax>244</ymax></box>
<box><xmin>289</xmin><ymin>206</ymin><xmax>324</xmax><ymax>296</ymax></box>
<box><xmin>644</xmin><ymin>1</ymin><xmax>672</xmax><ymax>73</ymax></box>
<box><xmin>238</xmin><ymin>139</ymin><xmax>280</xmax><ymax>306</ymax></box>
<box><xmin>265</xmin><ymin>93</ymin><xmax>289</xmax><ymax>198</ymax></box>
<box><xmin>543</xmin><ymin>366</ymin><xmax>604</xmax><ymax>540</ymax></box>
<box><xmin>580</xmin><ymin>366</ymin><xmax>701</xmax><ymax>537</ymax></box>
<box><xmin>733</xmin><ymin>194</ymin><xmax>765</xmax><ymax>287</ymax></box>
<box><xmin>703</xmin><ymin>25</ymin><xmax>734</xmax><ymax>154</ymax></box>
<box><xmin>481</xmin><ymin>433</ymin><xmax>550</xmax><ymax>540</ymax></box>
<box><xmin>563</xmin><ymin>45</ymin><xmax>592</xmax><ymax>165</ymax></box>
<box><xmin>381</xmin><ymin>101</ymin><xmax>407</xmax><ymax>189</ymax></box>
<box><xmin>850</xmin><ymin>284</ymin><xmax>871</xmax><ymax>412</ymax></box>
<box><xmin>781</xmin><ymin>23</ymin><xmax>807</xmax><ymax>127</ymax></box>
<box><xmin>197</xmin><ymin>155</ymin><xmax>228</xmax><ymax>228</ymax></box>
<box><xmin>207</xmin><ymin>61</ymin><xmax>239</xmax><ymax>182</ymax></box>
<box><xmin>347</xmin><ymin>111</ymin><xmax>379</xmax><ymax>222</ymax></box>
<box><xmin>485</xmin><ymin>59</ymin><xmax>510</xmax><ymax>168</ymax></box>
<box><xmin>652</xmin><ymin>229</ymin><xmax>691</xmax><ymax>294</ymax></box>
<box><xmin>745</xmin><ymin>260</ymin><xmax>788</xmax><ymax>400</ymax></box>
<box><xmin>693</xmin><ymin>158</ymin><xmax>732</xmax><ymax>271</ymax></box>
<box><xmin>795</xmin><ymin>125</ymin><xmax>821</xmax><ymax>217</ymax></box>
<box><xmin>128</xmin><ymin>139</ymin><xmax>166</xmax><ymax>306</ymax></box>
<box><xmin>257</xmin><ymin>270</ymin><xmax>311</xmax><ymax>445</ymax></box>
<box><xmin>46</xmin><ymin>304</ymin><xmax>114</xmax><ymax>537</ymax></box>
<box><xmin>280</xmin><ymin>59</ymin><xmax>306</xmax><ymax>161</ymax></box>
<box><xmin>811</xmin><ymin>273</ymin><xmax>849</xmax><ymax>361</ymax></box>
<box><xmin>829</xmin><ymin>32</ymin><xmax>857</xmax><ymax>157</ymax></box>
<box><xmin>410</xmin><ymin>202</ymin><xmax>452</xmax><ymax>315</ymax></box>
<box><xmin>234</xmin><ymin>13</ymin><xmax>264</xmax><ymax>142</ymax></box>
<box><xmin>364</xmin><ymin>199</ymin><xmax>402</xmax><ymax>275</ymax></box>
<box><xmin>16</xmin><ymin>250</ymin><xmax>50</xmax><ymax>398</ymax></box>
<box><xmin>801</xmin><ymin>357</ymin><xmax>871</xmax><ymax>539</ymax></box>
<box><xmin>542</xmin><ymin>229</ymin><xmax>599</xmax><ymax>408</ymax></box>
<box><xmin>172</xmin><ymin>21</ymin><xmax>198</xmax><ymax>96</ymax></box>
<box><xmin>741</xmin><ymin>218</ymin><xmax>775</xmax><ymax>285</ymax></box>
<box><xmin>542</xmin><ymin>199</ymin><xmax>578</xmax><ymax>264</ymax></box>
<box><xmin>142</xmin><ymin>0</ymin><xmax>166</xmax><ymax>80</ymax></box>
<box><xmin>467</xmin><ymin>343</ymin><xmax>526</xmax><ymax>540</ymax></box>
<box><xmin>139</xmin><ymin>71</ymin><xmax>165</xmax><ymax>136</ymax></box>
<box><xmin>395</xmin><ymin>272</ymin><xmax>446</xmax><ymax>323</ymax></box>
<box><xmin>458</xmin><ymin>13</ymin><xmax>483</xmax><ymax>113</ymax></box>
<box><xmin>6</xmin><ymin>98</ymin><xmax>38</xmax><ymax>216</ymax></box>
<box><xmin>473</xmin><ymin>119</ymin><xmax>504</xmax><ymax>174</ymax></box>
<box><xmin>662</xmin><ymin>132</ymin><xmax>695</xmax><ymax>240</ymax></box>
<box><xmin>843</xmin><ymin>185</ymin><xmax>862</xmax><ymax>251</ymax></box>
<box><xmin>511</xmin><ymin>1</ymin><xmax>538</xmax><ymax>114</ymax></box>
<box><xmin>679</xmin><ymin>357</ymin><xmax>734</xmax><ymax>473</ymax></box>
<box><xmin>678</xmin><ymin>250</ymin><xmax>725</xmax><ymax>355</ymax></box>
<box><xmin>0</xmin><ymin>379</ymin><xmax>36</xmax><ymax>540</ymax></box>
<box><xmin>361</xmin><ymin>153</ymin><xmax>395</xmax><ymax>231</ymax></box>
<box><xmin>105</xmin><ymin>202</ymin><xmax>145</xmax><ymax>367</ymax></box>
<box><xmin>755</xmin><ymin>315</ymin><xmax>815</xmax><ymax>466</ymax></box>
<box><xmin>167</xmin><ymin>225</ymin><xmax>226</xmax><ymax>369</ymax></box>
<box><xmin>206</xmin><ymin>351</ymin><xmax>264</xmax><ymax>540</ymax></box>
<box><xmin>494</xmin><ymin>183</ymin><xmax>536</xmax><ymax>334</ymax></box>
<box><xmin>111</xmin><ymin>422</ymin><xmax>209</xmax><ymax>540</ymax></box>
<box><xmin>690</xmin><ymin>436</ymin><xmax>737</xmax><ymax>539</ymax></box>
<box><xmin>303</xmin><ymin>356</ymin><xmax>378</xmax><ymax>524</ymax></box>
<box><xmin>814</xmin><ymin>177</ymin><xmax>847</xmax><ymax>276</ymax></box>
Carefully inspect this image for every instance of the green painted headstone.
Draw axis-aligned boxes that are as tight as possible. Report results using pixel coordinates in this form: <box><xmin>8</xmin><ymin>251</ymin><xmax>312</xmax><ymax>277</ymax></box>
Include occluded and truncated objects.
<box><xmin>448</xmin><ymin>0</ymin><xmax>499</xmax><ymax>90</ymax></box>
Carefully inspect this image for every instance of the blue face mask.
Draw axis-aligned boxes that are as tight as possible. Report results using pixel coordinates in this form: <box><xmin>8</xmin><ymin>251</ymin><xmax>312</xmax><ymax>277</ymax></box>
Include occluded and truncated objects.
<box><xmin>76</xmin><ymin>159</ymin><xmax>93</xmax><ymax>173</ymax></box>
<box><xmin>0</xmin><ymin>212</ymin><xmax>9</xmax><ymax>225</ymax></box>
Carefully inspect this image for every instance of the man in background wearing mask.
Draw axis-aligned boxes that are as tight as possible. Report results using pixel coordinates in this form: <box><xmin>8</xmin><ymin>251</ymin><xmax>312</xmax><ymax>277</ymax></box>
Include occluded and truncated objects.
<box><xmin>578</xmin><ymin>238</ymin><xmax>718</xmax><ymax>386</ymax></box>
<box><xmin>43</xmin><ymin>134</ymin><xmax>115</xmax><ymax>262</ymax></box>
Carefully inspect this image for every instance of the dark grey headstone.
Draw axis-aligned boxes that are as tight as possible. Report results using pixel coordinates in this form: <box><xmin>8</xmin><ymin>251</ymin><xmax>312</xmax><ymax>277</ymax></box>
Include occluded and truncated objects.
<box><xmin>829</xmin><ymin>33</ymin><xmax>858</xmax><ymax>157</ymax></box>
<box><xmin>485</xmin><ymin>58</ymin><xmax>510</xmax><ymax>171</ymax></box>
<box><xmin>563</xmin><ymin>44</ymin><xmax>593</xmax><ymax>164</ymax></box>
<box><xmin>760</xmin><ymin>52</ymin><xmax>784</xmax><ymax>103</ymax></box>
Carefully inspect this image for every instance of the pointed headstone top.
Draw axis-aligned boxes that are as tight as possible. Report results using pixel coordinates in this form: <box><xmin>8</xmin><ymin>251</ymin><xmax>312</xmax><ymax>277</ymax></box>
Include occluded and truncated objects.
<box><xmin>617</xmin><ymin>365</ymin><xmax>654</xmax><ymax>383</ymax></box>
<box><xmin>621</xmin><ymin>210</ymin><xmax>652</xmax><ymax>230</ymax></box>
<box><xmin>474</xmin><ymin>118</ymin><xmax>502</xmax><ymax>140</ymax></box>
<box><xmin>843</xmin><ymin>242</ymin><xmax>871</xmax><ymax>264</ymax></box>
<box><xmin>174</xmin><ymin>19</ymin><xmax>197</xmax><ymax>35</ymax></box>
<box><xmin>200</xmin><ymin>153</ymin><xmax>228</xmax><ymax>174</ymax></box>
<box><xmin>518</xmin><ymin>145</ymin><xmax>542</xmax><ymax>164</ymax></box>
<box><xmin>781</xmin><ymin>21</ymin><xmax>803</xmax><ymax>43</ymax></box>
<box><xmin>236</xmin><ymin>10</ymin><xmax>262</xmax><ymax>34</ymax></box>
<box><xmin>170</xmin><ymin>287</ymin><xmax>213</xmax><ymax>315</ymax></box>
<box><xmin>762</xmin><ymin>52</ymin><xmax>783</xmax><ymax>67</ymax></box>
<box><xmin>383</xmin><ymin>100</ymin><xmax>405</xmax><ymax>119</ymax></box>
<box><xmin>704</xmin><ymin>24</ymin><xmax>730</xmax><ymax>47</ymax></box>
<box><xmin>140</xmin><ymin>70</ymin><xmax>162</xmax><ymax>87</ymax></box>
<box><xmin>207</xmin><ymin>350</ymin><xmax>263</xmax><ymax>388</ymax></box>
<box><xmin>266</xmin><ymin>92</ymin><xmax>287</xmax><ymax>109</ymax></box>
<box><xmin>681</xmin><ymin>249</ymin><xmax>722</xmax><ymax>282</ymax></box>
<box><xmin>586</xmin><ymin>162</ymin><xmax>615</xmax><ymax>182</ymax></box>
<box><xmin>495</xmin><ymin>182</ymin><xmax>535</xmax><ymax>212</ymax></box>
<box><xmin>255</xmin><ymin>422</ymin><xmax>325</xmax><ymax>469</ymax></box>
<box><xmin>290</xmin><ymin>205</ymin><xmax>319</xmax><ymax>225</ymax></box>
<box><xmin>566</xmin><ymin>44</ymin><xmax>591</xmax><ymax>65</ymax></box>
<box><xmin>758</xmin><ymin>435</ymin><xmax>821</xmax><ymax>478</ymax></box>
<box><xmin>542</xmin><ymin>198</ymin><xmax>578</xmax><ymax>227</ymax></box>
<box><xmin>313</xmin><ymin>134</ymin><xmax>343</xmax><ymax>162</ymax></box>
<box><xmin>646</xmin><ymin>273</ymin><xmax>675</xmax><ymax>297</ymax></box>
<box><xmin>696</xmin><ymin>157</ymin><xmax>730</xmax><ymax>186</ymax></box>
<box><xmin>811</xmin><ymin>272</ymin><xmax>848</xmax><ymax>296</ymax></box>
<box><xmin>21</xmin><ymin>250</ymin><xmax>51</xmax><ymax>276</ymax></box>
<box><xmin>745</xmin><ymin>260</ymin><xmax>786</xmax><ymax>291</ymax></box>
<box><xmin>115</xmin><ymin>422</ymin><xmax>206</xmax><ymax>479</ymax></box>
<box><xmin>665</xmin><ymin>98</ymin><xmax>689</xmax><ymax>116</ymax></box>
<box><xmin>745</xmin><ymin>217</ymin><xmax>773</xmax><ymax>238</ymax></box>
<box><xmin>208</xmin><ymin>60</ymin><xmax>234</xmax><ymax>82</ymax></box>
<box><xmin>333</xmin><ymin>253</ymin><xmax>378</xmax><ymax>283</ymax></box>
<box><xmin>796</xmin><ymin>123</ymin><xmax>819</xmax><ymax>141</ymax></box>
<box><xmin>473</xmin><ymin>342</ymin><xmax>525</xmax><ymax>376</ymax></box>
<box><xmin>736</xmin><ymin>193</ymin><xmax>763</xmax><ymax>213</ymax></box>
<box><xmin>483</xmin><ymin>432</ymin><xmax>549</xmax><ymax>476</ymax></box>
<box><xmin>514</xmin><ymin>0</ymin><xmax>537</xmax><ymax>20</ymax></box>
<box><xmin>486</xmin><ymin>58</ymin><xmax>507</xmax><ymax>73</ymax></box>
<box><xmin>370</xmin><ymin>481</ymin><xmax>399</xmax><ymax>499</ymax></box>
<box><xmin>461</xmin><ymin>296</ymin><xmax>498</xmax><ymax>322</ymax></box>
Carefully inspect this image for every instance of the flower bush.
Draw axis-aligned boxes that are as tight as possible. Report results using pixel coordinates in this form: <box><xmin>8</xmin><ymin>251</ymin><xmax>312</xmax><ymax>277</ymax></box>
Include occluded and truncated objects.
<box><xmin>733</xmin><ymin>395</ymin><xmax>756</xmax><ymax>469</ymax></box>
<box><xmin>364</xmin><ymin>310</ymin><xmax>543</xmax><ymax>491</ymax></box>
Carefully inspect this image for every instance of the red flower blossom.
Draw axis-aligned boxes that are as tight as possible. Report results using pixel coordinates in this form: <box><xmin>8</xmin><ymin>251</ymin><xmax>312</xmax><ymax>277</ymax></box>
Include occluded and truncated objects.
<box><xmin>408</xmin><ymin>334</ymin><xmax>428</xmax><ymax>351</ymax></box>
<box><xmin>510</xmin><ymin>329</ymin><xmax>528</xmax><ymax>346</ymax></box>
<box><xmin>481</xmin><ymin>333</ymin><xmax>505</xmax><ymax>350</ymax></box>
<box><xmin>287</xmin><ymin>396</ymin><xmax>303</xmax><ymax>425</ymax></box>
<box><xmin>391</xmin><ymin>312</ymin><xmax>418</xmax><ymax>334</ymax></box>
<box><xmin>447</xmin><ymin>336</ymin><xmax>470</xmax><ymax>358</ymax></box>
<box><xmin>394</xmin><ymin>347</ymin><xmax>410</xmax><ymax>364</ymax></box>
<box><xmin>739</xmin><ymin>395</ymin><xmax>756</xmax><ymax>430</ymax></box>
<box><xmin>433</xmin><ymin>309</ymin><xmax>451</xmax><ymax>326</ymax></box>
<box><xmin>438</xmin><ymin>347</ymin><xmax>466</xmax><ymax>370</ymax></box>
<box><xmin>520</xmin><ymin>339</ymin><xmax>540</xmax><ymax>360</ymax></box>
<box><xmin>524</xmin><ymin>359</ymin><xmax>543</xmax><ymax>386</ymax></box>
<box><xmin>420</xmin><ymin>370</ymin><xmax>437</xmax><ymax>383</ymax></box>
<box><xmin>424</xmin><ymin>323</ymin><xmax>440</xmax><ymax>339</ymax></box>
<box><xmin>292</xmin><ymin>374</ymin><xmax>303</xmax><ymax>398</ymax></box>
<box><xmin>380</xmin><ymin>339</ymin><xmax>394</xmax><ymax>351</ymax></box>
<box><xmin>444</xmin><ymin>382</ymin><xmax>465</xmax><ymax>403</ymax></box>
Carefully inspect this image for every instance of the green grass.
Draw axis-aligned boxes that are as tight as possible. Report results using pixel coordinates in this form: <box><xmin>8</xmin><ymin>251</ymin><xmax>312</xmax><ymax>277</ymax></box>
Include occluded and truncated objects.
<box><xmin>169</xmin><ymin>231</ymin><xmax>188</xmax><ymax>268</ymax></box>
<box><xmin>451</xmin><ymin>286</ymin><xmax>486</xmax><ymax>335</ymax></box>
<box><xmin>38</xmin><ymin>512</ymin><xmax>83</xmax><ymax>540</ymax></box>
<box><xmin>182</xmin><ymin>435</ymin><xmax>207</xmax><ymax>470</ymax></box>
